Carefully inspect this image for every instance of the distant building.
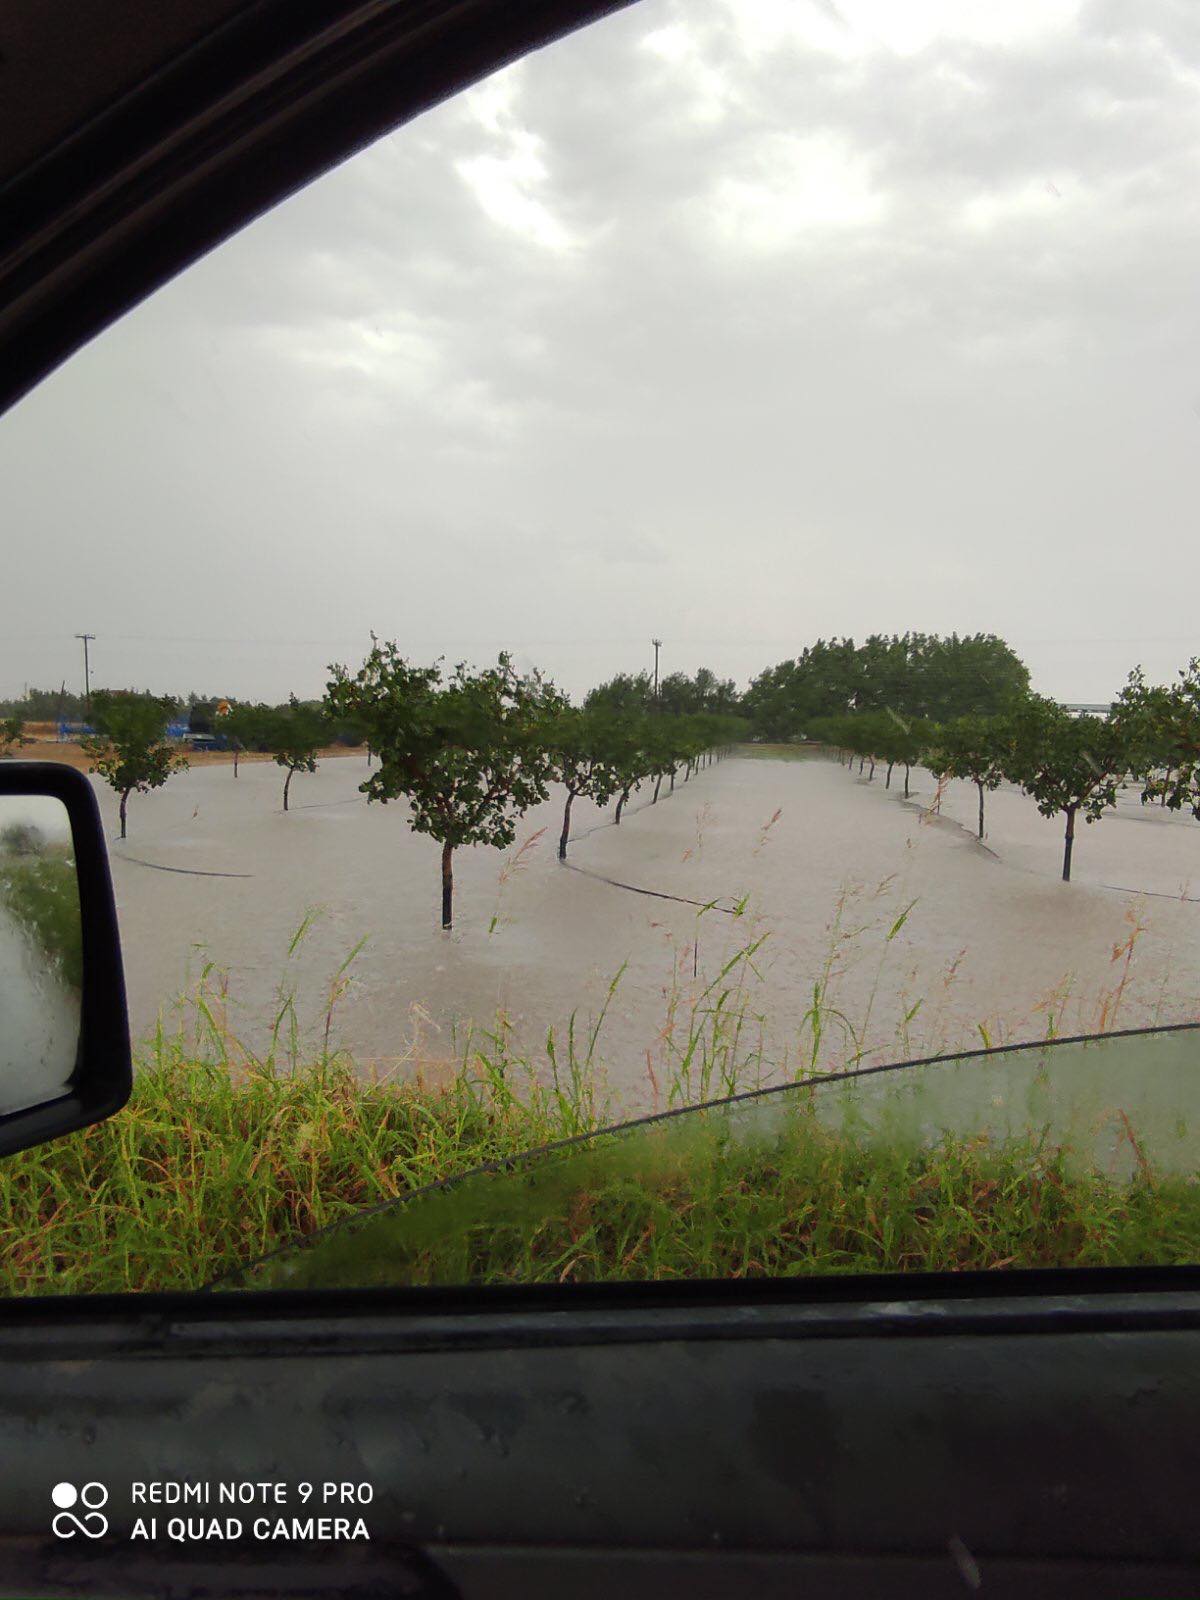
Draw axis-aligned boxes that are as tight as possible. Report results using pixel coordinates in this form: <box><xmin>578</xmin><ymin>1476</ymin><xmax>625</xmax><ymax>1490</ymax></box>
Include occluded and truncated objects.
<box><xmin>1060</xmin><ymin>702</ymin><xmax>1113</xmax><ymax>720</ymax></box>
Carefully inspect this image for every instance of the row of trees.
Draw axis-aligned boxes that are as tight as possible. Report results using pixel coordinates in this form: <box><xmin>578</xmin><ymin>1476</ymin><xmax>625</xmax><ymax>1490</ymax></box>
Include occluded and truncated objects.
<box><xmin>328</xmin><ymin>645</ymin><xmax>743</xmax><ymax>927</ymax></box>
<box><xmin>33</xmin><ymin>657</ymin><xmax>741</xmax><ymax>925</ymax></box>
<box><xmin>813</xmin><ymin>659</ymin><xmax>1200</xmax><ymax>881</ymax></box>
<box><xmin>67</xmin><ymin>693</ymin><xmax>342</xmax><ymax>837</ymax></box>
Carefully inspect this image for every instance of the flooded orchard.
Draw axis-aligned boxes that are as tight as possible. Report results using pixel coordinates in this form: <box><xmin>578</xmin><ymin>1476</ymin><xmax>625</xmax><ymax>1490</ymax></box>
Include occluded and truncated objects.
<box><xmin>98</xmin><ymin>749</ymin><xmax>1200</xmax><ymax>1110</ymax></box>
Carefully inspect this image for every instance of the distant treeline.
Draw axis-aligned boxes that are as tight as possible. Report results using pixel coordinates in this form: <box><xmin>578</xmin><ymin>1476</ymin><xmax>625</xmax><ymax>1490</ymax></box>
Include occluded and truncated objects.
<box><xmin>741</xmin><ymin>633</ymin><xmax>1032</xmax><ymax>740</ymax></box>
<box><xmin>0</xmin><ymin>632</ymin><xmax>1033</xmax><ymax>739</ymax></box>
<box><xmin>0</xmin><ymin>685</ymin><xmax>233</xmax><ymax>725</ymax></box>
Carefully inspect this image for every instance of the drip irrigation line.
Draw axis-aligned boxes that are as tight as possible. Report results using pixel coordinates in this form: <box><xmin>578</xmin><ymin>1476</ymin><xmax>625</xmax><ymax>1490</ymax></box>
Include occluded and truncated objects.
<box><xmin>895</xmin><ymin>787</ymin><xmax>1198</xmax><ymax>899</ymax></box>
<box><xmin>206</xmin><ymin>1017</ymin><xmax>1200</xmax><ymax>1293</ymax></box>
<box><xmin>1102</xmin><ymin>883</ymin><xmax>1200</xmax><ymax>904</ymax></box>
<box><xmin>561</xmin><ymin>859</ymin><xmax>738</xmax><ymax>915</ymax></box>
<box><xmin>113</xmin><ymin>852</ymin><xmax>253</xmax><ymax>879</ymax></box>
<box><xmin>566</xmin><ymin>791</ymin><xmax>661</xmax><ymax>843</ymax></box>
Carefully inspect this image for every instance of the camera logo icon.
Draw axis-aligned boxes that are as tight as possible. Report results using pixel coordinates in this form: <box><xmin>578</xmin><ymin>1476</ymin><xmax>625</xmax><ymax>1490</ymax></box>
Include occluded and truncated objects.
<box><xmin>51</xmin><ymin>1482</ymin><xmax>109</xmax><ymax>1539</ymax></box>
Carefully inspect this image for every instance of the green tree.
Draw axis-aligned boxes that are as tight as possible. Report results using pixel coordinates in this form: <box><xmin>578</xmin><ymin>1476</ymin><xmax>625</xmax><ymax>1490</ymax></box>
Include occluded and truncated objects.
<box><xmin>218</xmin><ymin>702</ymin><xmax>268</xmax><ymax>777</ymax></box>
<box><xmin>926</xmin><ymin>714</ymin><xmax>1008</xmax><ymax>838</ymax></box>
<box><xmin>545</xmin><ymin>706</ymin><xmax>623</xmax><ymax>860</ymax></box>
<box><xmin>82</xmin><ymin>691</ymin><xmax>188</xmax><ymax>839</ymax></box>
<box><xmin>743</xmin><ymin>638</ymin><xmax>860</xmax><ymax>740</ymax></box>
<box><xmin>1001</xmin><ymin>699</ymin><xmax>1129</xmax><ymax>881</ymax></box>
<box><xmin>1115</xmin><ymin>662</ymin><xmax>1200</xmax><ymax>816</ymax></box>
<box><xmin>744</xmin><ymin>633</ymin><xmax>1029</xmax><ymax>740</ymax></box>
<box><xmin>605</xmin><ymin>715</ymin><xmax>658</xmax><ymax>823</ymax></box>
<box><xmin>266</xmin><ymin>697</ymin><xmax>328</xmax><ymax>811</ymax></box>
<box><xmin>0</xmin><ymin>715</ymin><xmax>31</xmax><ymax>758</ymax></box>
<box><xmin>867</xmin><ymin>710</ymin><xmax>932</xmax><ymax>798</ymax></box>
<box><xmin>584</xmin><ymin>671</ymin><xmax>655</xmax><ymax>717</ymax></box>
<box><xmin>328</xmin><ymin>645</ymin><xmax>556</xmax><ymax>929</ymax></box>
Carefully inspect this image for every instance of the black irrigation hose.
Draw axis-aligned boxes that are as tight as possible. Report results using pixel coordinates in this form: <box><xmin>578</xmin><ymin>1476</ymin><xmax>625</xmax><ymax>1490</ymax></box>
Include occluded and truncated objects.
<box><xmin>563</xmin><ymin>762</ymin><xmax>731</xmax><ymax>909</ymax></box>
<box><xmin>564</xmin><ymin>790</ymin><xmax>660</xmax><ymax>843</ymax></box>
<box><xmin>894</xmin><ymin>782</ymin><xmax>1200</xmax><ymax>902</ymax></box>
<box><xmin>1103</xmin><ymin>882</ymin><xmax>1200</xmax><ymax>904</ymax></box>
<box><xmin>560</xmin><ymin>859</ymin><xmax>738</xmax><ymax>915</ymax></box>
<box><xmin>204</xmin><ymin>1017</ymin><xmax>1200</xmax><ymax>1292</ymax></box>
<box><xmin>113</xmin><ymin>852</ymin><xmax>253</xmax><ymax>880</ymax></box>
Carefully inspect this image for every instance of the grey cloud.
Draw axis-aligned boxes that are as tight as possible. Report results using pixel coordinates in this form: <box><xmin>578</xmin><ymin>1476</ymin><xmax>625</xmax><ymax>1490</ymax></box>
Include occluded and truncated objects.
<box><xmin>3</xmin><ymin>0</ymin><xmax>1199</xmax><ymax>706</ymax></box>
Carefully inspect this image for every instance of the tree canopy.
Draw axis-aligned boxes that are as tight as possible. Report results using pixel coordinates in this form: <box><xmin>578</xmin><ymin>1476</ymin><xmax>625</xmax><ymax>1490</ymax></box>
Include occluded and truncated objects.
<box><xmin>328</xmin><ymin>645</ymin><xmax>559</xmax><ymax>928</ymax></box>
<box><xmin>82</xmin><ymin>690</ymin><xmax>188</xmax><ymax>839</ymax></box>
<box><xmin>744</xmin><ymin>633</ymin><xmax>1030</xmax><ymax>741</ymax></box>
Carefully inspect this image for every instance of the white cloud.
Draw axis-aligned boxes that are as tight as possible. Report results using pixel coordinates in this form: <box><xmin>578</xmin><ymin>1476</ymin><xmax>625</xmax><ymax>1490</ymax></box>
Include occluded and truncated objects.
<box><xmin>716</xmin><ymin>0</ymin><xmax>1082</xmax><ymax>59</ymax></box>
<box><xmin>959</xmin><ymin>176</ymin><xmax>1073</xmax><ymax>232</ymax></box>
<box><xmin>708</xmin><ymin>132</ymin><xmax>884</xmax><ymax>249</ymax></box>
<box><xmin>640</xmin><ymin>21</ymin><xmax>737</xmax><ymax>121</ymax></box>
<box><xmin>453</xmin><ymin>63</ymin><xmax>576</xmax><ymax>252</ymax></box>
<box><xmin>457</xmin><ymin>133</ymin><xmax>575</xmax><ymax>253</ymax></box>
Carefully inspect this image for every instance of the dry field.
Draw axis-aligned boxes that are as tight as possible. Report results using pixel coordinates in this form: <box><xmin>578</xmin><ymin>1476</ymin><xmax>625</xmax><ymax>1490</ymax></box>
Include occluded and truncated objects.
<box><xmin>15</xmin><ymin>722</ymin><xmax>360</xmax><ymax>772</ymax></box>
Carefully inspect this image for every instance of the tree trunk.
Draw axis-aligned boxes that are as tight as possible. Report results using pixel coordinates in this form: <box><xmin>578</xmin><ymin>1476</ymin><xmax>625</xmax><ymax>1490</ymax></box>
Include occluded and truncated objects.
<box><xmin>868</xmin><ymin>758</ymin><xmax>875</xmax><ymax>781</ymax></box>
<box><xmin>441</xmin><ymin>841</ymin><xmax>454</xmax><ymax>927</ymax></box>
<box><xmin>653</xmin><ymin>774</ymin><xmax>663</xmax><ymax>803</ymax></box>
<box><xmin>859</xmin><ymin>756</ymin><xmax>865</xmax><ymax>774</ymax></box>
<box><xmin>670</xmin><ymin>770</ymin><xmax>675</xmax><ymax>792</ymax></box>
<box><xmin>559</xmin><ymin>789</ymin><xmax>575</xmax><ymax>860</ymax></box>
<box><xmin>119</xmin><ymin>789</ymin><xmax>129</xmax><ymax>839</ymax></box>
<box><xmin>904</xmin><ymin>764</ymin><xmax>911</xmax><ymax>799</ymax></box>
<box><xmin>615</xmin><ymin>787</ymin><xmax>630</xmax><ymax>825</ymax></box>
<box><xmin>233</xmin><ymin>747</ymin><xmax>240</xmax><ymax>777</ymax></box>
<box><xmin>1062</xmin><ymin>805</ymin><xmax>1077</xmax><ymax>882</ymax></box>
<box><xmin>283</xmin><ymin>767</ymin><xmax>293</xmax><ymax>811</ymax></box>
<box><xmin>886</xmin><ymin>762</ymin><xmax>893</xmax><ymax>789</ymax></box>
<box><xmin>976</xmin><ymin>780</ymin><xmax>985</xmax><ymax>840</ymax></box>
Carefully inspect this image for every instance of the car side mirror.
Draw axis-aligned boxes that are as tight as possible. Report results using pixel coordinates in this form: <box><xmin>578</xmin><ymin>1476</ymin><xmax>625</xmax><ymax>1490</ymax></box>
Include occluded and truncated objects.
<box><xmin>0</xmin><ymin>762</ymin><xmax>131</xmax><ymax>1157</ymax></box>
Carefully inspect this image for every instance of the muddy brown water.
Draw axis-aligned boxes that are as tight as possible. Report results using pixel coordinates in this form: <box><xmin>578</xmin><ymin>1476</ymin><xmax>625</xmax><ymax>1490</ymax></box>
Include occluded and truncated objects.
<box><xmin>89</xmin><ymin>752</ymin><xmax>1200</xmax><ymax>1117</ymax></box>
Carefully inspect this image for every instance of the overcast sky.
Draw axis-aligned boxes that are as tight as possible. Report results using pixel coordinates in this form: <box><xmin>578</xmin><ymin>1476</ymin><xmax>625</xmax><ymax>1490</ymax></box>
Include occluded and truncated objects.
<box><xmin>4</xmin><ymin>0</ymin><xmax>1200</xmax><ymax>706</ymax></box>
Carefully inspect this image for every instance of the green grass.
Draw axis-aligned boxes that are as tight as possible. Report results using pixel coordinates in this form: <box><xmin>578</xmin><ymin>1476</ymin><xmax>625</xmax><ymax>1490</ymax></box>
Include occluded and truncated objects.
<box><xmin>0</xmin><ymin>1042</ymin><xmax>580</xmax><ymax>1296</ymax></box>
<box><xmin>733</xmin><ymin>741</ymin><xmax>823</xmax><ymax>761</ymax></box>
<box><xmin>241</xmin><ymin>1106</ymin><xmax>1200</xmax><ymax>1291</ymax></box>
<box><xmin>2</xmin><ymin>1027</ymin><xmax>1198</xmax><ymax>1296</ymax></box>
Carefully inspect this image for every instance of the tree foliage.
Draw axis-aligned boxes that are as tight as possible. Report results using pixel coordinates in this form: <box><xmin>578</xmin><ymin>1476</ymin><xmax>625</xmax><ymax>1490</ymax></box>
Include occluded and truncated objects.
<box><xmin>999</xmin><ymin>699</ymin><xmax>1129</xmax><ymax>882</ymax></box>
<box><xmin>82</xmin><ymin>691</ymin><xmax>188</xmax><ymax>839</ymax></box>
<box><xmin>926</xmin><ymin>714</ymin><xmax>1008</xmax><ymax>838</ymax></box>
<box><xmin>0</xmin><ymin>716</ymin><xmax>31</xmax><ymax>759</ymax></box>
<box><xmin>744</xmin><ymin>633</ymin><xmax>1029</xmax><ymax>741</ymax></box>
<box><xmin>1115</xmin><ymin>661</ymin><xmax>1200</xmax><ymax>818</ymax></box>
<box><xmin>544</xmin><ymin>706</ymin><xmax>624</xmax><ymax>859</ymax></box>
<box><xmin>264</xmin><ymin>698</ymin><xmax>329</xmax><ymax>811</ymax></box>
<box><xmin>328</xmin><ymin>645</ymin><xmax>558</xmax><ymax>928</ymax></box>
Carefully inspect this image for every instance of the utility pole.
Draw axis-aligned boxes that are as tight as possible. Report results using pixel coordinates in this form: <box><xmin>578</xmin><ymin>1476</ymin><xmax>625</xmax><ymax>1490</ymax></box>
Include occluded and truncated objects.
<box><xmin>651</xmin><ymin>638</ymin><xmax>662</xmax><ymax>707</ymax></box>
<box><xmin>75</xmin><ymin>633</ymin><xmax>95</xmax><ymax>714</ymax></box>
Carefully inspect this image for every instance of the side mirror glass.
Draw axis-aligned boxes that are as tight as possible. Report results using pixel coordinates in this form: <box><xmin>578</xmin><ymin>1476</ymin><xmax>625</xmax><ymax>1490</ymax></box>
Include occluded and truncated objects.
<box><xmin>0</xmin><ymin>764</ymin><xmax>130</xmax><ymax>1156</ymax></box>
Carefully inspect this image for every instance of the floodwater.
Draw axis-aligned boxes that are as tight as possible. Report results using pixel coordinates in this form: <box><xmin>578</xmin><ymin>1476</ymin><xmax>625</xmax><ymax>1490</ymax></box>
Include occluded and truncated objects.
<box><xmin>93</xmin><ymin>751</ymin><xmax>1200</xmax><ymax>1108</ymax></box>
